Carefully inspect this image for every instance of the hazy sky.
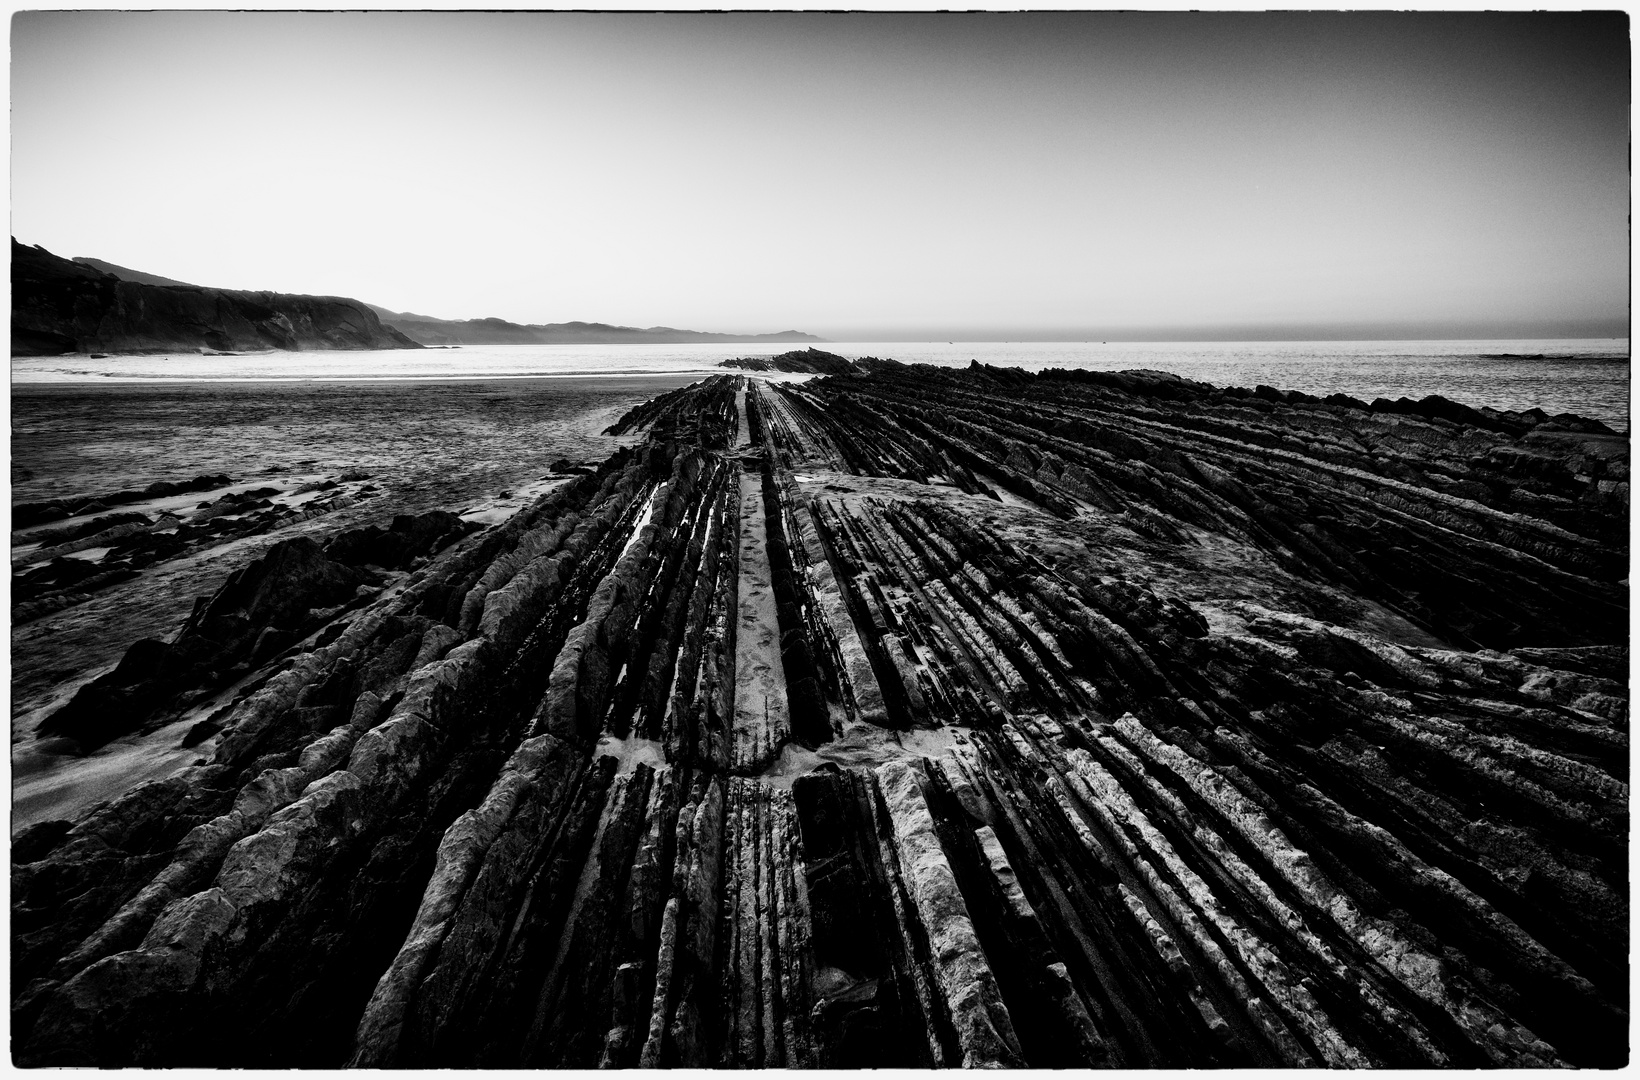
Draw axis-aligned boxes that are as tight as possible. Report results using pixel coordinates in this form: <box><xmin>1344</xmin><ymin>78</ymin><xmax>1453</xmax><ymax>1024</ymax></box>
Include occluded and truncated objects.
<box><xmin>11</xmin><ymin>11</ymin><xmax>1630</xmax><ymax>340</ymax></box>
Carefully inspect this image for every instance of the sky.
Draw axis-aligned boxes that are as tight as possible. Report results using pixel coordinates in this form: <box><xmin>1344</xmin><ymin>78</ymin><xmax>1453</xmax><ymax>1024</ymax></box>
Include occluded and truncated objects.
<box><xmin>10</xmin><ymin>11</ymin><xmax>1630</xmax><ymax>340</ymax></box>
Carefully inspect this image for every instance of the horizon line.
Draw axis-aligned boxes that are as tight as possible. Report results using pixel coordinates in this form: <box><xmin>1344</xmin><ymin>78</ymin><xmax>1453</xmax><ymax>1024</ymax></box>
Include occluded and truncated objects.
<box><xmin>801</xmin><ymin>334</ymin><xmax>1631</xmax><ymax>344</ymax></box>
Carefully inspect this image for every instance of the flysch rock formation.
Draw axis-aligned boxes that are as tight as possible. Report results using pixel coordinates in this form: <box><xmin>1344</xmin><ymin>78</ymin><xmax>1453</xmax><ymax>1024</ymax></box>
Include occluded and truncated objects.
<box><xmin>720</xmin><ymin>347</ymin><xmax>862</xmax><ymax>375</ymax></box>
<box><xmin>11</xmin><ymin>363</ymin><xmax>1627</xmax><ymax>1067</ymax></box>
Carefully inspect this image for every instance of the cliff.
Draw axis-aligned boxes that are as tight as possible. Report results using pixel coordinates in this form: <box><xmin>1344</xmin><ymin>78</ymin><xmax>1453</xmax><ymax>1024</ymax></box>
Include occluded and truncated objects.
<box><xmin>12</xmin><ymin>240</ymin><xmax>422</xmax><ymax>355</ymax></box>
<box><xmin>367</xmin><ymin>305</ymin><xmax>824</xmax><ymax>347</ymax></box>
<box><xmin>12</xmin><ymin>365</ymin><xmax>1627</xmax><ymax>1067</ymax></box>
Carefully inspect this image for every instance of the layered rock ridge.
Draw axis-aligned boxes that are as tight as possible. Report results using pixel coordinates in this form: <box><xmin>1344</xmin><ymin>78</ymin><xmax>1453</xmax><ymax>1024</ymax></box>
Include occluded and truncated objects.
<box><xmin>11</xmin><ymin>365</ymin><xmax>1627</xmax><ymax>1067</ymax></box>
<box><xmin>719</xmin><ymin>347</ymin><xmax>861</xmax><ymax>375</ymax></box>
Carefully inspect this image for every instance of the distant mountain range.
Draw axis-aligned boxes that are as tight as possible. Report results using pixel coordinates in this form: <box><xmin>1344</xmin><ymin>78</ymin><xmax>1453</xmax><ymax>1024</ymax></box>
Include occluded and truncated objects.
<box><xmin>363</xmin><ymin>305</ymin><xmax>823</xmax><ymax>347</ymax></box>
<box><xmin>10</xmin><ymin>241</ymin><xmax>824</xmax><ymax>354</ymax></box>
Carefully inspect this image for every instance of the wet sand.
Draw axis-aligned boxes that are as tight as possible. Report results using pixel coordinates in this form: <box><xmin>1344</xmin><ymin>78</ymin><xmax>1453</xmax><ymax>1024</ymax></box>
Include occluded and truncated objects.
<box><xmin>12</xmin><ymin>375</ymin><xmax>701</xmax><ymax>829</ymax></box>
<box><xmin>12</xmin><ymin>376</ymin><xmax>703</xmax><ymax>506</ymax></box>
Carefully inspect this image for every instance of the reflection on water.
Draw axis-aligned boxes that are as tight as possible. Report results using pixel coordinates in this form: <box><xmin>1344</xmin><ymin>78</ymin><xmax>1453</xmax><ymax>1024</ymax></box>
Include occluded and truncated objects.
<box><xmin>12</xmin><ymin>338</ymin><xmax>1629</xmax><ymax>428</ymax></box>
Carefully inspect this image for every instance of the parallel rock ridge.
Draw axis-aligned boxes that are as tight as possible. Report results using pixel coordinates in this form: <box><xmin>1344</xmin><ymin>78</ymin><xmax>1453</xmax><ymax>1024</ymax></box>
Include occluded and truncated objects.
<box><xmin>719</xmin><ymin>347</ymin><xmax>862</xmax><ymax>375</ymax></box>
<box><xmin>12</xmin><ymin>364</ymin><xmax>1627</xmax><ymax>1067</ymax></box>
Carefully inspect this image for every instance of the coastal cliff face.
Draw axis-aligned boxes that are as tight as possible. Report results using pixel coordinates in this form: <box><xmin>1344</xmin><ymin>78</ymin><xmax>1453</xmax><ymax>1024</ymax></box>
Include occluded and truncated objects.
<box><xmin>12</xmin><ymin>240</ymin><xmax>422</xmax><ymax>355</ymax></box>
<box><xmin>11</xmin><ymin>366</ymin><xmax>1627</xmax><ymax>1067</ymax></box>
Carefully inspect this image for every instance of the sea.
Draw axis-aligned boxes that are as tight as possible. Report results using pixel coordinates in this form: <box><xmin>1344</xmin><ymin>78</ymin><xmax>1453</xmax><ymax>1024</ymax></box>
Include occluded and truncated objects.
<box><xmin>11</xmin><ymin>338</ymin><xmax>1630</xmax><ymax>431</ymax></box>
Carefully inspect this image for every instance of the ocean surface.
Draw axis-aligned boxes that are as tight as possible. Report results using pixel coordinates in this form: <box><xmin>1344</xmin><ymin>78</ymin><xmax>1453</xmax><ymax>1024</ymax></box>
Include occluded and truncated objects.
<box><xmin>12</xmin><ymin>338</ymin><xmax>1630</xmax><ymax>430</ymax></box>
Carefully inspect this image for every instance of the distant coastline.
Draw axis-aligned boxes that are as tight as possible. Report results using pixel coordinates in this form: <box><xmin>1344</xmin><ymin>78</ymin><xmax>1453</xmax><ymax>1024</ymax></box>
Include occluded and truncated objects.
<box><xmin>11</xmin><ymin>240</ymin><xmax>421</xmax><ymax>356</ymax></box>
<box><xmin>365</xmin><ymin>305</ymin><xmax>822</xmax><ymax>347</ymax></box>
<box><xmin>10</xmin><ymin>239</ymin><xmax>825</xmax><ymax>356</ymax></box>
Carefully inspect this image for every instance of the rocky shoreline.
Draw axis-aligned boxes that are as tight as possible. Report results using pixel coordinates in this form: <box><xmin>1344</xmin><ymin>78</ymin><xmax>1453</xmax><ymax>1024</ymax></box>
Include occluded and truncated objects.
<box><xmin>720</xmin><ymin>347</ymin><xmax>864</xmax><ymax>374</ymax></box>
<box><xmin>11</xmin><ymin>364</ymin><xmax>1627</xmax><ymax>1066</ymax></box>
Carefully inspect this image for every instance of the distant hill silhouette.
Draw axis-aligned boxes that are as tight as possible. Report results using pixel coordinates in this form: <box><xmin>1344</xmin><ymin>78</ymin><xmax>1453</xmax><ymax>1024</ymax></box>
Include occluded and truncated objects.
<box><xmin>10</xmin><ymin>239</ymin><xmax>824</xmax><ymax>355</ymax></box>
<box><xmin>12</xmin><ymin>240</ymin><xmax>421</xmax><ymax>355</ymax></box>
<box><xmin>365</xmin><ymin>304</ymin><xmax>824</xmax><ymax>347</ymax></box>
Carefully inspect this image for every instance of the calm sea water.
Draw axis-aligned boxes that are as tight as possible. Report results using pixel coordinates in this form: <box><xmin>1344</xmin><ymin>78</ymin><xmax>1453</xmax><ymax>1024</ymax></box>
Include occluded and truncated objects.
<box><xmin>12</xmin><ymin>338</ymin><xmax>1630</xmax><ymax>430</ymax></box>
